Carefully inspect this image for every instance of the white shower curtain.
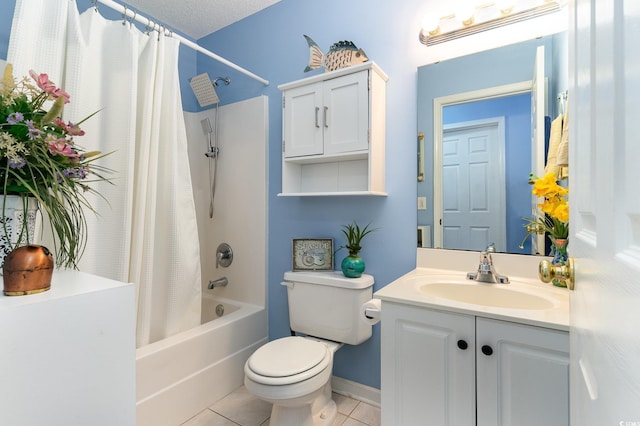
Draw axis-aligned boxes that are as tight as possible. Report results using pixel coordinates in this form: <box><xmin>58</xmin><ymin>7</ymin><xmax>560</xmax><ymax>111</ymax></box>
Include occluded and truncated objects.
<box><xmin>8</xmin><ymin>0</ymin><xmax>202</xmax><ymax>346</ymax></box>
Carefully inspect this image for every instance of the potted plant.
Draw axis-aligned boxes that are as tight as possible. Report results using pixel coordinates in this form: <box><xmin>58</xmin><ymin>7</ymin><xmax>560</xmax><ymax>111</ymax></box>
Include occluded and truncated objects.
<box><xmin>338</xmin><ymin>221</ymin><xmax>377</xmax><ymax>278</ymax></box>
<box><xmin>0</xmin><ymin>64</ymin><xmax>112</xmax><ymax>272</ymax></box>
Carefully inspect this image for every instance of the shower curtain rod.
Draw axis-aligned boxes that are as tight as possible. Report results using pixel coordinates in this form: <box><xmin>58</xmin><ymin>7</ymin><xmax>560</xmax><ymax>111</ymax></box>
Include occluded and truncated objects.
<box><xmin>94</xmin><ymin>0</ymin><xmax>270</xmax><ymax>86</ymax></box>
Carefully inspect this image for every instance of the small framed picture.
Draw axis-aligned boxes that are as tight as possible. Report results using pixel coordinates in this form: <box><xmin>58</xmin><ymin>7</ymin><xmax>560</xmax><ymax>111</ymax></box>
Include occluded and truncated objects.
<box><xmin>292</xmin><ymin>239</ymin><xmax>333</xmax><ymax>271</ymax></box>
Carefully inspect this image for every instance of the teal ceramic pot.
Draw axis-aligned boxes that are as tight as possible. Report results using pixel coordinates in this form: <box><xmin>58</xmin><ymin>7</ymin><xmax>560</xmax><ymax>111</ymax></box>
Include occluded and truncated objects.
<box><xmin>341</xmin><ymin>255</ymin><xmax>365</xmax><ymax>278</ymax></box>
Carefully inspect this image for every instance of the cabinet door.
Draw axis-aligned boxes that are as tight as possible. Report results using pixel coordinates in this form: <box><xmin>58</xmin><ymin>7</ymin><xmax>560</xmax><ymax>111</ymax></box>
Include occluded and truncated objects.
<box><xmin>381</xmin><ymin>303</ymin><xmax>476</xmax><ymax>426</ymax></box>
<box><xmin>323</xmin><ymin>70</ymin><xmax>369</xmax><ymax>155</ymax></box>
<box><xmin>476</xmin><ymin>318</ymin><xmax>569</xmax><ymax>426</ymax></box>
<box><xmin>283</xmin><ymin>82</ymin><xmax>324</xmax><ymax>158</ymax></box>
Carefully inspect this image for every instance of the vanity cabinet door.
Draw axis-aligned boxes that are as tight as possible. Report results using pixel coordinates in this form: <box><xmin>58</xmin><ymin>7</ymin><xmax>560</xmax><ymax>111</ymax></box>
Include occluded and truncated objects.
<box><xmin>476</xmin><ymin>317</ymin><xmax>569</xmax><ymax>426</ymax></box>
<box><xmin>381</xmin><ymin>302</ymin><xmax>476</xmax><ymax>426</ymax></box>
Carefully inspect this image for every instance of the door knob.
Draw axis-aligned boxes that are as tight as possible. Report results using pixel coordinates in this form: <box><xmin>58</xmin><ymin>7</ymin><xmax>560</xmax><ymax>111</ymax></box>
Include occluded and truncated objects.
<box><xmin>539</xmin><ymin>258</ymin><xmax>575</xmax><ymax>290</ymax></box>
<box><xmin>457</xmin><ymin>339</ymin><xmax>468</xmax><ymax>350</ymax></box>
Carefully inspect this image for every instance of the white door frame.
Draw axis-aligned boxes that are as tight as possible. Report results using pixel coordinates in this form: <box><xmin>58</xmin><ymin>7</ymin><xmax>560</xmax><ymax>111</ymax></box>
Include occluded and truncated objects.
<box><xmin>433</xmin><ymin>80</ymin><xmax>534</xmax><ymax>249</ymax></box>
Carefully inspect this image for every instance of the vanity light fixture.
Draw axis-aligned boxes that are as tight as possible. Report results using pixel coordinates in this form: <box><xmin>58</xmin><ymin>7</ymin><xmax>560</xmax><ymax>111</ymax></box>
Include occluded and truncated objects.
<box><xmin>419</xmin><ymin>0</ymin><xmax>562</xmax><ymax>46</ymax></box>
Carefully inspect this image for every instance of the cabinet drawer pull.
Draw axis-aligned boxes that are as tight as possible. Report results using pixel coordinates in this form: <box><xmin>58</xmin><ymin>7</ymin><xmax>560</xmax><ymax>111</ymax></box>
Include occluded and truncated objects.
<box><xmin>324</xmin><ymin>106</ymin><xmax>329</xmax><ymax>127</ymax></box>
<box><xmin>457</xmin><ymin>340</ymin><xmax>468</xmax><ymax>350</ymax></box>
<box><xmin>481</xmin><ymin>345</ymin><xmax>493</xmax><ymax>356</ymax></box>
<box><xmin>315</xmin><ymin>107</ymin><xmax>320</xmax><ymax>128</ymax></box>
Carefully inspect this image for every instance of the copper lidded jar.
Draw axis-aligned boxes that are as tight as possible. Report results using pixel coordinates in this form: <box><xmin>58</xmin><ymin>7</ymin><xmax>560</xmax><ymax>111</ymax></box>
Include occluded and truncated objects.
<box><xmin>2</xmin><ymin>245</ymin><xmax>54</xmax><ymax>296</ymax></box>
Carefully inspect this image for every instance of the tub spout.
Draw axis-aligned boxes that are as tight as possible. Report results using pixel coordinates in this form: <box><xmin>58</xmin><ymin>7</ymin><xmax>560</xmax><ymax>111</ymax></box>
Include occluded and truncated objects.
<box><xmin>208</xmin><ymin>277</ymin><xmax>228</xmax><ymax>289</ymax></box>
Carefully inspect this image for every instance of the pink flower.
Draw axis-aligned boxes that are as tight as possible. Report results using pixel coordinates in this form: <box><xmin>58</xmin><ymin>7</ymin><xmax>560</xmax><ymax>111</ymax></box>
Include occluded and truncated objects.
<box><xmin>54</xmin><ymin>118</ymin><xmax>85</xmax><ymax>136</ymax></box>
<box><xmin>29</xmin><ymin>70</ymin><xmax>70</xmax><ymax>104</ymax></box>
<box><xmin>47</xmin><ymin>137</ymin><xmax>80</xmax><ymax>158</ymax></box>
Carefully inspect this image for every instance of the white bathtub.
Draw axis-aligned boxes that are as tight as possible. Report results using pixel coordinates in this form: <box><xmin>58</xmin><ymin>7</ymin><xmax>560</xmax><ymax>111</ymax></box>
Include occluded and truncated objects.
<box><xmin>136</xmin><ymin>294</ymin><xmax>267</xmax><ymax>426</ymax></box>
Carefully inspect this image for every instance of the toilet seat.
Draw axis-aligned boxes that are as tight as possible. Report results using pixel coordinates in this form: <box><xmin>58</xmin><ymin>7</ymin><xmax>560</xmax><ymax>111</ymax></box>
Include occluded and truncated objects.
<box><xmin>245</xmin><ymin>336</ymin><xmax>331</xmax><ymax>386</ymax></box>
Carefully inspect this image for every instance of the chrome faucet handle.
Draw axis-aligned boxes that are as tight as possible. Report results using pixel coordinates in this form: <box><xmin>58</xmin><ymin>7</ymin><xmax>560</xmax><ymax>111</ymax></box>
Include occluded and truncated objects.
<box><xmin>467</xmin><ymin>244</ymin><xmax>509</xmax><ymax>284</ymax></box>
<box><xmin>215</xmin><ymin>243</ymin><xmax>233</xmax><ymax>269</ymax></box>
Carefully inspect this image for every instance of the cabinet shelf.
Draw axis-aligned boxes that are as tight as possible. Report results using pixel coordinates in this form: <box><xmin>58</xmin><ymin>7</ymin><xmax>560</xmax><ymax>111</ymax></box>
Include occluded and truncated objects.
<box><xmin>284</xmin><ymin>150</ymin><xmax>368</xmax><ymax>164</ymax></box>
<box><xmin>278</xmin><ymin>190</ymin><xmax>387</xmax><ymax>197</ymax></box>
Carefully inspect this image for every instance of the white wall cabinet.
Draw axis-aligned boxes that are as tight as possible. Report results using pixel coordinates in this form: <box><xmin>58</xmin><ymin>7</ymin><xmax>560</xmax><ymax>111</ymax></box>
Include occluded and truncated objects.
<box><xmin>381</xmin><ymin>302</ymin><xmax>569</xmax><ymax>426</ymax></box>
<box><xmin>278</xmin><ymin>62</ymin><xmax>387</xmax><ymax>196</ymax></box>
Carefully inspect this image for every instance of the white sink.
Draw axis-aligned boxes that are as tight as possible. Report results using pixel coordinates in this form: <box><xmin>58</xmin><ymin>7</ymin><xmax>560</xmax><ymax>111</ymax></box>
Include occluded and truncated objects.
<box><xmin>418</xmin><ymin>282</ymin><xmax>555</xmax><ymax>310</ymax></box>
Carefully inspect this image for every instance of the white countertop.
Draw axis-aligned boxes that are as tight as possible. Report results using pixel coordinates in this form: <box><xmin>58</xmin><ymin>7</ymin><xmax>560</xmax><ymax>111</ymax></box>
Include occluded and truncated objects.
<box><xmin>1</xmin><ymin>269</ymin><xmax>133</xmax><ymax>309</ymax></box>
<box><xmin>374</xmin><ymin>249</ymin><xmax>570</xmax><ymax>331</ymax></box>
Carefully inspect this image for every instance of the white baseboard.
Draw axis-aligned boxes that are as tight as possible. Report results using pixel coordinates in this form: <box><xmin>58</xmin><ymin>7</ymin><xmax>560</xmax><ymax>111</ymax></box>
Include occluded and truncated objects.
<box><xmin>331</xmin><ymin>376</ymin><xmax>381</xmax><ymax>407</ymax></box>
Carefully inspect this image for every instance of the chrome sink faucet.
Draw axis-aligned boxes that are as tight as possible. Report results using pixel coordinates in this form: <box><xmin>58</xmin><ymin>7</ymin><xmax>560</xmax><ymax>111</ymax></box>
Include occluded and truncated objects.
<box><xmin>466</xmin><ymin>243</ymin><xmax>510</xmax><ymax>284</ymax></box>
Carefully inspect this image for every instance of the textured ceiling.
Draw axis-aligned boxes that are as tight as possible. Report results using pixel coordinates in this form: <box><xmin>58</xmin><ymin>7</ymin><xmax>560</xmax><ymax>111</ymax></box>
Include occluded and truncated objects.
<box><xmin>123</xmin><ymin>0</ymin><xmax>281</xmax><ymax>39</ymax></box>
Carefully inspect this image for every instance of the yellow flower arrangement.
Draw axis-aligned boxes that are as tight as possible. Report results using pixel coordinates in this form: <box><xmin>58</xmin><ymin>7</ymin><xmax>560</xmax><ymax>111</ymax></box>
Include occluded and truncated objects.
<box><xmin>520</xmin><ymin>172</ymin><xmax>569</xmax><ymax>248</ymax></box>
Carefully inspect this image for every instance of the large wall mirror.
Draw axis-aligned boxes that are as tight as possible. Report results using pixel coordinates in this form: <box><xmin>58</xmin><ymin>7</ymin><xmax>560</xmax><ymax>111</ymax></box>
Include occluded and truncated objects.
<box><xmin>417</xmin><ymin>32</ymin><xmax>567</xmax><ymax>254</ymax></box>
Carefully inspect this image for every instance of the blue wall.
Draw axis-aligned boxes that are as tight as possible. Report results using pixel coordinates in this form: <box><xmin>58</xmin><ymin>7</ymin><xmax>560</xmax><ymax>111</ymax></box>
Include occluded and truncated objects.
<box><xmin>443</xmin><ymin>94</ymin><xmax>532</xmax><ymax>253</ymax></box>
<box><xmin>0</xmin><ymin>2</ymin><xmax>14</xmax><ymax>60</ymax></box>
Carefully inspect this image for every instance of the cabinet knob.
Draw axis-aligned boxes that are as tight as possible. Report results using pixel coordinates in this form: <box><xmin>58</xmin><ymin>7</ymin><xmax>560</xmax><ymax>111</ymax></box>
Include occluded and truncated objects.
<box><xmin>481</xmin><ymin>345</ymin><xmax>493</xmax><ymax>356</ymax></box>
<box><xmin>457</xmin><ymin>339</ymin><xmax>468</xmax><ymax>350</ymax></box>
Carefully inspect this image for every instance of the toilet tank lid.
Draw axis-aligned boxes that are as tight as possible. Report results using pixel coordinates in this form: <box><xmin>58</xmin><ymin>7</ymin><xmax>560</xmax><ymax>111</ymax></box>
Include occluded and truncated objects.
<box><xmin>284</xmin><ymin>271</ymin><xmax>374</xmax><ymax>289</ymax></box>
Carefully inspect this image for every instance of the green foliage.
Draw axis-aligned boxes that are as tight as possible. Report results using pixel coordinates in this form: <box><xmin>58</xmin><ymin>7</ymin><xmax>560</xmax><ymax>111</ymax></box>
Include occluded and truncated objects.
<box><xmin>339</xmin><ymin>221</ymin><xmax>378</xmax><ymax>256</ymax></box>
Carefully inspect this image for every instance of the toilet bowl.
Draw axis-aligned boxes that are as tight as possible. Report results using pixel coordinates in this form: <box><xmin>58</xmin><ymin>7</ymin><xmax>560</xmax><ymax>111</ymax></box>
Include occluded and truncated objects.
<box><xmin>244</xmin><ymin>336</ymin><xmax>342</xmax><ymax>426</ymax></box>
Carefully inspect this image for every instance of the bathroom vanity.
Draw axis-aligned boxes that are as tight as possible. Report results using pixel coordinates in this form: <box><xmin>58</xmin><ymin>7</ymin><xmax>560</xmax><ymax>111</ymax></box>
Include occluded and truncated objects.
<box><xmin>376</xmin><ymin>249</ymin><xmax>570</xmax><ymax>426</ymax></box>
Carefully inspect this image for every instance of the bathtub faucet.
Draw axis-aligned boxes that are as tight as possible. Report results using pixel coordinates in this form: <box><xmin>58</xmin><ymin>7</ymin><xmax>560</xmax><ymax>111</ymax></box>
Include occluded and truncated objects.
<box><xmin>209</xmin><ymin>277</ymin><xmax>228</xmax><ymax>289</ymax></box>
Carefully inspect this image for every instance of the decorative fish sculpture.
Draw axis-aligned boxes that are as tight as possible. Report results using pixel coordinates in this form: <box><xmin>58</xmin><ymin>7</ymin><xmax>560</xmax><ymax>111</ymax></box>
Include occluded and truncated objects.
<box><xmin>304</xmin><ymin>35</ymin><xmax>369</xmax><ymax>73</ymax></box>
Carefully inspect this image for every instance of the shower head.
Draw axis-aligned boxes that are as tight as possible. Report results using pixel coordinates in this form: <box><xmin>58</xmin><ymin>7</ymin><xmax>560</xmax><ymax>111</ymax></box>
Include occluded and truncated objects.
<box><xmin>201</xmin><ymin>118</ymin><xmax>213</xmax><ymax>134</ymax></box>
<box><xmin>189</xmin><ymin>73</ymin><xmax>219</xmax><ymax>107</ymax></box>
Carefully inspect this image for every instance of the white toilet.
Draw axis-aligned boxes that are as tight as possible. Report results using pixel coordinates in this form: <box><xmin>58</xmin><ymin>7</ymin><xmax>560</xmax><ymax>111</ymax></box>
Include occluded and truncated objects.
<box><xmin>244</xmin><ymin>270</ymin><xmax>375</xmax><ymax>426</ymax></box>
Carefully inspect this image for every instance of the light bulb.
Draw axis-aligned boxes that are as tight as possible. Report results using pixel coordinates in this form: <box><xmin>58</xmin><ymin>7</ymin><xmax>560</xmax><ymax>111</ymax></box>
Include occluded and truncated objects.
<box><xmin>421</xmin><ymin>15</ymin><xmax>441</xmax><ymax>35</ymax></box>
<box><xmin>495</xmin><ymin>0</ymin><xmax>515</xmax><ymax>14</ymax></box>
<box><xmin>455</xmin><ymin>5</ymin><xmax>475</xmax><ymax>26</ymax></box>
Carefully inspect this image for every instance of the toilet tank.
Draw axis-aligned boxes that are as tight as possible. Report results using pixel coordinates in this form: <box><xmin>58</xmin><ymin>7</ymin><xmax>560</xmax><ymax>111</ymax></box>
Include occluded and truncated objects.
<box><xmin>282</xmin><ymin>271</ymin><xmax>374</xmax><ymax>345</ymax></box>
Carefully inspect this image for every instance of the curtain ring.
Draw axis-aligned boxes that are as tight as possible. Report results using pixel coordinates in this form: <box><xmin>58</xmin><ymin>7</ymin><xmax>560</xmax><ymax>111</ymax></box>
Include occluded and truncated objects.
<box><xmin>129</xmin><ymin>10</ymin><xmax>137</xmax><ymax>28</ymax></box>
<box><xmin>121</xmin><ymin>5</ymin><xmax>128</xmax><ymax>25</ymax></box>
<box><xmin>145</xmin><ymin>18</ymin><xmax>152</xmax><ymax>35</ymax></box>
<box><xmin>91</xmin><ymin>0</ymin><xmax>98</xmax><ymax>12</ymax></box>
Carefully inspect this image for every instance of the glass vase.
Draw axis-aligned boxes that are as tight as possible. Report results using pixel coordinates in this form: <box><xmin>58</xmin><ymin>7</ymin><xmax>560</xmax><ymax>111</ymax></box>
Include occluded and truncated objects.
<box><xmin>1</xmin><ymin>195</ymin><xmax>41</xmax><ymax>269</ymax></box>
<box><xmin>550</xmin><ymin>237</ymin><xmax>569</xmax><ymax>287</ymax></box>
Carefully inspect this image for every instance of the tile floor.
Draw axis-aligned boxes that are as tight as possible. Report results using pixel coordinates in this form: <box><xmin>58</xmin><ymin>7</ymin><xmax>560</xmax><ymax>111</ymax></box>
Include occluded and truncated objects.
<box><xmin>181</xmin><ymin>385</ymin><xmax>381</xmax><ymax>426</ymax></box>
